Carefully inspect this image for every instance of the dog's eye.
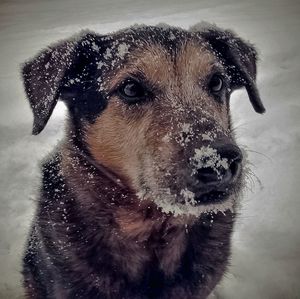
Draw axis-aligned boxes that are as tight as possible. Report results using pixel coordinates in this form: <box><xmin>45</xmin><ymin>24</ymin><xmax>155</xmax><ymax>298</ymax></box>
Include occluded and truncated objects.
<box><xmin>209</xmin><ymin>75</ymin><xmax>224</xmax><ymax>93</ymax></box>
<box><xmin>118</xmin><ymin>80</ymin><xmax>146</xmax><ymax>103</ymax></box>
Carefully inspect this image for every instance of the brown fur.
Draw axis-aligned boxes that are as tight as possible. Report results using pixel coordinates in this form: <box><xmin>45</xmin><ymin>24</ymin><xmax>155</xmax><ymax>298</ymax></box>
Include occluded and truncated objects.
<box><xmin>21</xmin><ymin>24</ymin><xmax>264</xmax><ymax>299</ymax></box>
<box><xmin>86</xmin><ymin>42</ymin><xmax>230</xmax><ymax>200</ymax></box>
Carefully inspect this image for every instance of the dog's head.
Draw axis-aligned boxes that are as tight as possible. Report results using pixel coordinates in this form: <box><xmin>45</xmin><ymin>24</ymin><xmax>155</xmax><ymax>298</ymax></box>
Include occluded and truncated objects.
<box><xmin>22</xmin><ymin>24</ymin><xmax>264</xmax><ymax>216</ymax></box>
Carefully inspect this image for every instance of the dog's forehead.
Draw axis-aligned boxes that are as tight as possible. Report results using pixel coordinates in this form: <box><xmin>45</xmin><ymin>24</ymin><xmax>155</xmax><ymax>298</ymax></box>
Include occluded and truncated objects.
<box><xmin>110</xmin><ymin>25</ymin><xmax>194</xmax><ymax>47</ymax></box>
<box><xmin>95</xmin><ymin>26</ymin><xmax>219</xmax><ymax>88</ymax></box>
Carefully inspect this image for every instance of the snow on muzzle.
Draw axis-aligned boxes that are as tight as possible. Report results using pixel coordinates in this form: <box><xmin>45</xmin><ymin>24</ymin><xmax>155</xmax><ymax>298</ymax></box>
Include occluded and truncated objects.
<box><xmin>188</xmin><ymin>141</ymin><xmax>243</xmax><ymax>204</ymax></box>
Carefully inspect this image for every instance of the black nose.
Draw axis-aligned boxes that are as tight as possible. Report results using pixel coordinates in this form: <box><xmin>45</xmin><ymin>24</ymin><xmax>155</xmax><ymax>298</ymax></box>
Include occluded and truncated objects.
<box><xmin>195</xmin><ymin>144</ymin><xmax>243</xmax><ymax>187</ymax></box>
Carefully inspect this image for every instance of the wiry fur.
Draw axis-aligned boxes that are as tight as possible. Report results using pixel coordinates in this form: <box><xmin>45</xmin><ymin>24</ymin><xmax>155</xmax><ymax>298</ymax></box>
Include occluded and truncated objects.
<box><xmin>22</xmin><ymin>24</ymin><xmax>264</xmax><ymax>299</ymax></box>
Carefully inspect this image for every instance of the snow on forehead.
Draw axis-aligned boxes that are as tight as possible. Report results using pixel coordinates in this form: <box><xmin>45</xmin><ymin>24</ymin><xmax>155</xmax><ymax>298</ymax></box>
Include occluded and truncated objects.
<box><xmin>95</xmin><ymin>26</ymin><xmax>179</xmax><ymax>72</ymax></box>
<box><xmin>92</xmin><ymin>24</ymin><xmax>212</xmax><ymax>86</ymax></box>
<box><xmin>94</xmin><ymin>39</ymin><xmax>131</xmax><ymax>74</ymax></box>
<box><xmin>92</xmin><ymin>24</ymin><xmax>201</xmax><ymax>63</ymax></box>
<box><xmin>116</xmin><ymin>23</ymin><xmax>191</xmax><ymax>43</ymax></box>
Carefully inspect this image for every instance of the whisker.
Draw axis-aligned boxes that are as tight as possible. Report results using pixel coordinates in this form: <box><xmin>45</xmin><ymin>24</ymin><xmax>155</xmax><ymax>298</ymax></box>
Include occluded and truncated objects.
<box><xmin>238</xmin><ymin>144</ymin><xmax>272</xmax><ymax>163</ymax></box>
<box><xmin>245</xmin><ymin>149</ymin><xmax>272</xmax><ymax>162</ymax></box>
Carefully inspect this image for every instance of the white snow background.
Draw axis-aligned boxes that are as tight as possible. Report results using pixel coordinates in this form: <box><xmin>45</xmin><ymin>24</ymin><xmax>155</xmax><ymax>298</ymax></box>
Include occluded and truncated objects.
<box><xmin>0</xmin><ymin>0</ymin><xmax>299</xmax><ymax>298</ymax></box>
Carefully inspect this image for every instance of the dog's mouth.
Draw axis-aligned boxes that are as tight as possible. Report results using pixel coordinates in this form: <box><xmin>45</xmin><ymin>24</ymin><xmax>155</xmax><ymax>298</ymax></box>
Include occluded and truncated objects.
<box><xmin>178</xmin><ymin>185</ymin><xmax>231</xmax><ymax>206</ymax></box>
<box><xmin>137</xmin><ymin>183</ymin><xmax>236</xmax><ymax>217</ymax></box>
<box><xmin>193</xmin><ymin>189</ymin><xmax>229</xmax><ymax>205</ymax></box>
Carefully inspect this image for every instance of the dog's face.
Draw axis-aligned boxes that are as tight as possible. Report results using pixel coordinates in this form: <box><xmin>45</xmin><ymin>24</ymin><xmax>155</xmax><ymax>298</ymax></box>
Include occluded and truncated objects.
<box><xmin>22</xmin><ymin>25</ymin><xmax>265</xmax><ymax>216</ymax></box>
<box><xmin>86</xmin><ymin>38</ymin><xmax>239</xmax><ymax>216</ymax></box>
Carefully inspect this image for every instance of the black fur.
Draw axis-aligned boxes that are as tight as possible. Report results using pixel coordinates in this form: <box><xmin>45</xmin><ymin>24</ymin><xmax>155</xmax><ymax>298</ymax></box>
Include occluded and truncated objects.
<box><xmin>23</xmin><ymin>152</ymin><xmax>234</xmax><ymax>299</ymax></box>
<box><xmin>22</xmin><ymin>24</ymin><xmax>264</xmax><ymax>299</ymax></box>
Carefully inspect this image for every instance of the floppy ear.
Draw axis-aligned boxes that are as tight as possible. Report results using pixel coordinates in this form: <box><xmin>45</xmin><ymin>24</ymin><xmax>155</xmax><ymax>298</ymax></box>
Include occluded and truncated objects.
<box><xmin>22</xmin><ymin>32</ymin><xmax>97</xmax><ymax>135</ymax></box>
<box><xmin>192</xmin><ymin>24</ymin><xmax>265</xmax><ymax>114</ymax></box>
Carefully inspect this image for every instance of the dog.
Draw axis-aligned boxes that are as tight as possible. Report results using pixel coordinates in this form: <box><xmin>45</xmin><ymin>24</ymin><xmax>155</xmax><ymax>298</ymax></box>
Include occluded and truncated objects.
<box><xmin>22</xmin><ymin>23</ymin><xmax>265</xmax><ymax>299</ymax></box>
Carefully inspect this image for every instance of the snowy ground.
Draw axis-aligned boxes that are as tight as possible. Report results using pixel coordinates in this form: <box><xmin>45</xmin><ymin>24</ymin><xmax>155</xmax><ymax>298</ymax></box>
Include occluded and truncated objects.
<box><xmin>0</xmin><ymin>0</ymin><xmax>300</xmax><ymax>298</ymax></box>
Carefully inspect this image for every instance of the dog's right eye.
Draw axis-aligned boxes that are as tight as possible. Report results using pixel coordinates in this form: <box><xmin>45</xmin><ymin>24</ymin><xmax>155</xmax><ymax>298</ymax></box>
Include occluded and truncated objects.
<box><xmin>118</xmin><ymin>80</ymin><xmax>147</xmax><ymax>104</ymax></box>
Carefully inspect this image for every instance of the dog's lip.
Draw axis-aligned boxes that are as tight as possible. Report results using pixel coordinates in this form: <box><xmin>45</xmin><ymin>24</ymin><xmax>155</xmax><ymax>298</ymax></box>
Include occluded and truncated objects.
<box><xmin>193</xmin><ymin>189</ymin><xmax>230</xmax><ymax>205</ymax></box>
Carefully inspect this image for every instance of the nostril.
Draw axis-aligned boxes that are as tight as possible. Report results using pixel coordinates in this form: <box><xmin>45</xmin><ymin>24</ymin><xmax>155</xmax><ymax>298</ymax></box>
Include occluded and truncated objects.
<box><xmin>222</xmin><ymin>148</ymin><xmax>243</xmax><ymax>163</ymax></box>
<box><xmin>228</xmin><ymin>148</ymin><xmax>243</xmax><ymax>177</ymax></box>
<box><xmin>229</xmin><ymin>159</ymin><xmax>240</xmax><ymax>178</ymax></box>
<box><xmin>195</xmin><ymin>156</ymin><xmax>242</xmax><ymax>186</ymax></box>
<box><xmin>196</xmin><ymin>167</ymin><xmax>220</xmax><ymax>184</ymax></box>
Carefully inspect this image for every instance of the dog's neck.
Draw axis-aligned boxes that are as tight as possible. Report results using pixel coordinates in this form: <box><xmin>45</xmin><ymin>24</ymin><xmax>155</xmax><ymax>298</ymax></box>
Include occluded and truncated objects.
<box><xmin>59</xmin><ymin>143</ymin><xmax>195</xmax><ymax>277</ymax></box>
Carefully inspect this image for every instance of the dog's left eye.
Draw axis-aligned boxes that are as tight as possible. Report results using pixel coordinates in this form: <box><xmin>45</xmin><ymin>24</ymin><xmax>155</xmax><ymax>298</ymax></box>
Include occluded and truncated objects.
<box><xmin>209</xmin><ymin>75</ymin><xmax>224</xmax><ymax>93</ymax></box>
<box><xmin>118</xmin><ymin>80</ymin><xmax>146</xmax><ymax>103</ymax></box>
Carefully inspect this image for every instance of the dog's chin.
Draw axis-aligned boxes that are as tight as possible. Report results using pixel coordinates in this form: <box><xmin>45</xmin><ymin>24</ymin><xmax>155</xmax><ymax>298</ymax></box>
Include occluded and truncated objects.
<box><xmin>137</xmin><ymin>186</ymin><xmax>236</xmax><ymax>217</ymax></box>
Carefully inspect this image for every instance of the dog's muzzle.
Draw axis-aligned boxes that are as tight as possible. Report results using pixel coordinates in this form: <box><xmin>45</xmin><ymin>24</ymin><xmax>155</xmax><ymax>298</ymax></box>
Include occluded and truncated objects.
<box><xmin>189</xmin><ymin>141</ymin><xmax>243</xmax><ymax>205</ymax></box>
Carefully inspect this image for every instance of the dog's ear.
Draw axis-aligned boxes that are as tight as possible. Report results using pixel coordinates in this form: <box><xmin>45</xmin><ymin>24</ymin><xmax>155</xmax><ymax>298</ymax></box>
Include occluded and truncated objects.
<box><xmin>192</xmin><ymin>24</ymin><xmax>265</xmax><ymax>114</ymax></box>
<box><xmin>22</xmin><ymin>32</ymin><xmax>98</xmax><ymax>135</ymax></box>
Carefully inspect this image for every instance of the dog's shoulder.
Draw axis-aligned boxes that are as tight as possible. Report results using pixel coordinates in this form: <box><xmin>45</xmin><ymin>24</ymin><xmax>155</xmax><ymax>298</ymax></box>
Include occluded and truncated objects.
<box><xmin>37</xmin><ymin>149</ymin><xmax>71</xmax><ymax>210</ymax></box>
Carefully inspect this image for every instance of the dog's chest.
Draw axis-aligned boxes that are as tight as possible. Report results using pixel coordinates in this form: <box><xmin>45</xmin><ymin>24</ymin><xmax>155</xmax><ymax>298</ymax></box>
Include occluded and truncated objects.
<box><xmin>115</xmin><ymin>208</ymin><xmax>188</xmax><ymax>279</ymax></box>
